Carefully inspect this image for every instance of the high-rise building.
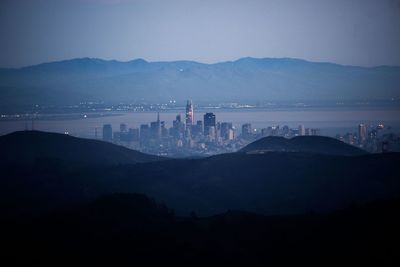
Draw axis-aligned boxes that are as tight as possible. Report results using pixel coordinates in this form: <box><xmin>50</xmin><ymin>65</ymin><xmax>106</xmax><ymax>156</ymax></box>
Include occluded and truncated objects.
<box><xmin>196</xmin><ymin>120</ymin><xmax>203</xmax><ymax>135</ymax></box>
<box><xmin>102</xmin><ymin>124</ymin><xmax>113</xmax><ymax>141</ymax></box>
<box><xmin>344</xmin><ymin>133</ymin><xmax>354</xmax><ymax>145</ymax></box>
<box><xmin>358</xmin><ymin>123</ymin><xmax>367</xmax><ymax>144</ymax></box>
<box><xmin>227</xmin><ymin>129</ymin><xmax>234</xmax><ymax>140</ymax></box>
<box><xmin>220</xmin><ymin>122</ymin><xmax>233</xmax><ymax>140</ymax></box>
<box><xmin>150</xmin><ymin>112</ymin><xmax>161</xmax><ymax>140</ymax></box>
<box><xmin>204</xmin><ymin>113</ymin><xmax>216</xmax><ymax>136</ymax></box>
<box><xmin>190</xmin><ymin>120</ymin><xmax>203</xmax><ymax>138</ymax></box>
<box><xmin>311</xmin><ymin>128</ymin><xmax>320</xmax><ymax>136</ymax></box>
<box><xmin>282</xmin><ymin>125</ymin><xmax>290</xmax><ymax>136</ymax></box>
<box><xmin>176</xmin><ymin>114</ymin><xmax>181</xmax><ymax>123</ymax></box>
<box><xmin>207</xmin><ymin>126</ymin><xmax>216</xmax><ymax>140</ymax></box>
<box><xmin>128</xmin><ymin>128</ymin><xmax>139</xmax><ymax>142</ymax></box>
<box><xmin>186</xmin><ymin>99</ymin><xmax>194</xmax><ymax>125</ymax></box>
<box><xmin>261</xmin><ymin>128</ymin><xmax>270</xmax><ymax>137</ymax></box>
<box><xmin>298</xmin><ymin>125</ymin><xmax>305</xmax><ymax>136</ymax></box>
<box><xmin>140</xmin><ymin>124</ymin><xmax>149</xmax><ymax>143</ymax></box>
<box><xmin>242</xmin><ymin>123</ymin><xmax>252</xmax><ymax>139</ymax></box>
<box><xmin>172</xmin><ymin>114</ymin><xmax>185</xmax><ymax>138</ymax></box>
<box><xmin>161</xmin><ymin>121</ymin><xmax>168</xmax><ymax>138</ymax></box>
<box><xmin>120</xmin><ymin>123</ymin><xmax>127</xmax><ymax>133</ymax></box>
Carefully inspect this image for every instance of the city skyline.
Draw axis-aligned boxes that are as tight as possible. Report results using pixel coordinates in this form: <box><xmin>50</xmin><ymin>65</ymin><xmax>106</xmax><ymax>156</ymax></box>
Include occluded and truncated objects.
<box><xmin>95</xmin><ymin>100</ymin><xmax>392</xmax><ymax>156</ymax></box>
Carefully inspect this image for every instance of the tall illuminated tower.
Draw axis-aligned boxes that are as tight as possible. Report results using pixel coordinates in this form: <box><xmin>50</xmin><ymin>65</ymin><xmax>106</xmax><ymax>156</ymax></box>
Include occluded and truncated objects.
<box><xmin>186</xmin><ymin>99</ymin><xmax>194</xmax><ymax>125</ymax></box>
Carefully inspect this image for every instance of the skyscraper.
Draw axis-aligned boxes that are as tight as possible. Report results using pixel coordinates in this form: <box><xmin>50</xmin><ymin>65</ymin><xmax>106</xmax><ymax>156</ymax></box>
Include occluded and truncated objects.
<box><xmin>204</xmin><ymin>112</ymin><xmax>216</xmax><ymax>136</ymax></box>
<box><xmin>172</xmin><ymin>114</ymin><xmax>185</xmax><ymax>138</ymax></box>
<box><xmin>359</xmin><ymin>123</ymin><xmax>367</xmax><ymax>144</ymax></box>
<box><xmin>186</xmin><ymin>99</ymin><xmax>194</xmax><ymax>125</ymax></box>
<box><xmin>120</xmin><ymin>123</ymin><xmax>127</xmax><ymax>133</ymax></box>
<box><xmin>140</xmin><ymin>124</ymin><xmax>150</xmax><ymax>144</ymax></box>
<box><xmin>191</xmin><ymin>120</ymin><xmax>203</xmax><ymax>137</ymax></box>
<box><xmin>242</xmin><ymin>123</ymin><xmax>252</xmax><ymax>139</ymax></box>
<box><xmin>220</xmin><ymin>122</ymin><xmax>233</xmax><ymax>140</ymax></box>
<box><xmin>298</xmin><ymin>124</ymin><xmax>305</xmax><ymax>136</ymax></box>
<box><xmin>150</xmin><ymin>112</ymin><xmax>161</xmax><ymax>140</ymax></box>
<box><xmin>102</xmin><ymin>124</ymin><xmax>113</xmax><ymax>141</ymax></box>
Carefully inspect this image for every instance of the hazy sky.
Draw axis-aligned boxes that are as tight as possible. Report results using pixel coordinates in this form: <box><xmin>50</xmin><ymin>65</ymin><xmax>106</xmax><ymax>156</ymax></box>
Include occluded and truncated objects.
<box><xmin>1</xmin><ymin>0</ymin><xmax>400</xmax><ymax>68</ymax></box>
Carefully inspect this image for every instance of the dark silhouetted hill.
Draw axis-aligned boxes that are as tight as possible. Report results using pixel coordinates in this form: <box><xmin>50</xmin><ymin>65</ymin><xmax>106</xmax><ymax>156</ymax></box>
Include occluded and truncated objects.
<box><xmin>1</xmin><ymin>131</ymin><xmax>399</xmax><ymax>265</ymax></box>
<box><xmin>240</xmin><ymin>135</ymin><xmax>367</xmax><ymax>156</ymax></box>
<box><xmin>1</xmin><ymin>132</ymin><xmax>399</xmax><ymax>217</ymax></box>
<box><xmin>3</xmin><ymin>193</ymin><xmax>400</xmax><ymax>266</ymax></box>
<box><xmin>0</xmin><ymin>130</ymin><xmax>161</xmax><ymax>165</ymax></box>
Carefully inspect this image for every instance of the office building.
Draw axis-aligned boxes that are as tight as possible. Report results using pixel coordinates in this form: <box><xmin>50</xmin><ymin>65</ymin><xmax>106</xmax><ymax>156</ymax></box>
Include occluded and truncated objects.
<box><xmin>120</xmin><ymin>123</ymin><xmax>127</xmax><ymax>133</ymax></box>
<box><xmin>220</xmin><ymin>122</ymin><xmax>233</xmax><ymax>140</ymax></box>
<box><xmin>298</xmin><ymin>125</ymin><xmax>305</xmax><ymax>136</ymax></box>
<box><xmin>102</xmin><ymin>124</ymin><xmax>113</xmax><ymax>141</ymax></box>
<box><xmin>204</xmin><ymin>113</ymin><xmax>216</xmax><ymax>136</ymax></box>
<box><xmin>359</xmin><ymin>123</ymin><xmax>367</xmax><ymax>144</ymax></box>
<box><xmin>242</xmin><ymin>123</ymin><xmax>252</xmax><ymax>139</ymax></box>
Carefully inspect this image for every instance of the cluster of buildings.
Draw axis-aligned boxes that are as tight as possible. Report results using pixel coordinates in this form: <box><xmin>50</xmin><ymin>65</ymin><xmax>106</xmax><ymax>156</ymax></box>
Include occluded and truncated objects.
<box><xmin>336</xmin><ymin>123</ymin><xmax>400</xmax><ymax>153</ymax></box>
<box><xmin>101</xmin><ymin>100</ymin><xmax>321</xmax><ymax>156</ymax></box>
<box><xmin>100</xmin><ymin>99</ymin><xmax>400</xmax><ymax>155</ymax></box>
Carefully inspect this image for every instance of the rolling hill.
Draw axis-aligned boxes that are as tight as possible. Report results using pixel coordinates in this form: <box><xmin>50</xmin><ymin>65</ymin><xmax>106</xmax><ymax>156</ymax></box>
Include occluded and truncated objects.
<box><xmin>240</xmin><ymin>135</ymin><xmax>367</xmax><ymax>156</ymax></box>
<box><xmin>1</xmin><ymin>131</ymin><xmax>399</xmax><ymax>217</ymax></box>
<box><xmin>0</xmin><ymin>130</ymin><xmax>161</xmax><ymax>165</ymax></box>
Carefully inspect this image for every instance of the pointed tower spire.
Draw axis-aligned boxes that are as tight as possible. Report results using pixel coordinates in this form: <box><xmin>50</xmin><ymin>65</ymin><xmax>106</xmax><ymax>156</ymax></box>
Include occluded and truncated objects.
<box><xmin>185</xmin><ymin>99</ymin><xmax>194</xmax><ymax>125</ymax></box>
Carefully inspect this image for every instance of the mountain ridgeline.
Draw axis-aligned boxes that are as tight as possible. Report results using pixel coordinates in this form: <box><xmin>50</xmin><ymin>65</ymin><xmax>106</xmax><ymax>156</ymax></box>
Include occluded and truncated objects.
<box><xmin>1</xmin><ymin>57</ymin><xmax>400</xmax><ymax>108</ymax></box>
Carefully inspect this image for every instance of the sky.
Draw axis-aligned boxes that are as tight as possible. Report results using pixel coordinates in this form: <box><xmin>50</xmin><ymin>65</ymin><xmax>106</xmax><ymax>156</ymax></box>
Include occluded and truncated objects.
<box><xmin>0</xmin><ymin>0</ymin><xmax>400</xmax><ymax>68</ymax></box>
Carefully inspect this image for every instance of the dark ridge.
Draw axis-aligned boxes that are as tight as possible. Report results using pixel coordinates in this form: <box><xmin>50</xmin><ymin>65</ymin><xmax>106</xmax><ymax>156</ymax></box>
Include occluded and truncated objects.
<box><xmin>3</xmin><ymin>194</ymin><xmax>400</xmax><ymax>266</ymax></box>
<box><xmin>240</xmin><ymin>135</ymin><xmax>367</xmax><ymax>156</ymax></box>
<box><xmin>2</xmin><ymin>145</ymin><xmax>399</xmax><ymax>218</ymax></box>
<box><xmin>0</xmin><ymin>130</ymin><xmax>162</xmax><ymax>165</ymax></box>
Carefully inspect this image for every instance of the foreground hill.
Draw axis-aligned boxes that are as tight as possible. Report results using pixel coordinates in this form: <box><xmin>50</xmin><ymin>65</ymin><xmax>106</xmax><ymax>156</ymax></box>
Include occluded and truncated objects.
<box><xmin>240</xmin><ymin>135</ymin><xmax>367</xmax><ymax>156</ymax></box>
<box><xmin>3</xmin><ymin>193</ymin><xmax>400</xmax><ymax>266</ymax></box>
<box><xmin>1</xmin><ymin>57</ymin><xmax>400</xmax><ymax>109</ymax></box>
<box><xmin>1</xmin><ymin>132</ymin><xmax>399</xmax><ymax>217</ymax></box>
<box><xmin>0</xmin><ymin>131</ymin><xmax>161</xmax><ymax>165</ymax></box>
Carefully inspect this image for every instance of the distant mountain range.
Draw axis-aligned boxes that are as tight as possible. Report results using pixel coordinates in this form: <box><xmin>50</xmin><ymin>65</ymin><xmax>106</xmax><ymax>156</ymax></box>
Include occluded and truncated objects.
<box><xmin>1</xmin><ymin>57</ymin><xmax>399</xmax><ymax>108</ymax></box>
<box><xmin>1</xmin><ymin>131</ymin><xmax>399</xmax><ymax>218</ymax></box>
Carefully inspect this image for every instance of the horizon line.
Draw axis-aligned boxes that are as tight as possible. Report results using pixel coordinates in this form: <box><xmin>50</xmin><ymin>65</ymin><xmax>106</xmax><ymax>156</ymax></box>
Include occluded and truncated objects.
<box><xmin>3</xmin><ymin>56</ymin><xmax>400</xmax><ymax>70</ymax></box>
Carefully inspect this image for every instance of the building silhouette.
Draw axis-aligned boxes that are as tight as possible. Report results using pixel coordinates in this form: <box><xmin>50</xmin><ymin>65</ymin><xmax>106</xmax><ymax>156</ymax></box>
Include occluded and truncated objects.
<box><xmin>102</xmin><ymin>124</ymin><xmax>113</xmax><ymax>141</ymax></box>
<box><xmin>150</xmin><ymin>112</ymin><xmax>161</xmax><ymax>140</ymax></box>
<box><xmin>204</xmin><ymin>113</ymin><xmax>216</xmax><ymax>136</ymax></box>
<box><xmin>298</xmin><ymin>125</ymin><xmax>305</xmax><ymax>136</ymax></box>
<box><xmin>220</xmin><ymin>122</ymin><xmax>233</xmax><ymax>140</ymax></box>
<box><xmin>186</xmin><ymin>99</ymin><xmax>194</xmax><ymax>126</ymax></box>
<box><xmin>242</xmin><ymin>123</ymin><xmax>252</xmax><ymax>139</ymax></box>
<box><xmin>359</xmin><ymin>123</ymin><xmax>367</xmax><ymax>144</ymax></box>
